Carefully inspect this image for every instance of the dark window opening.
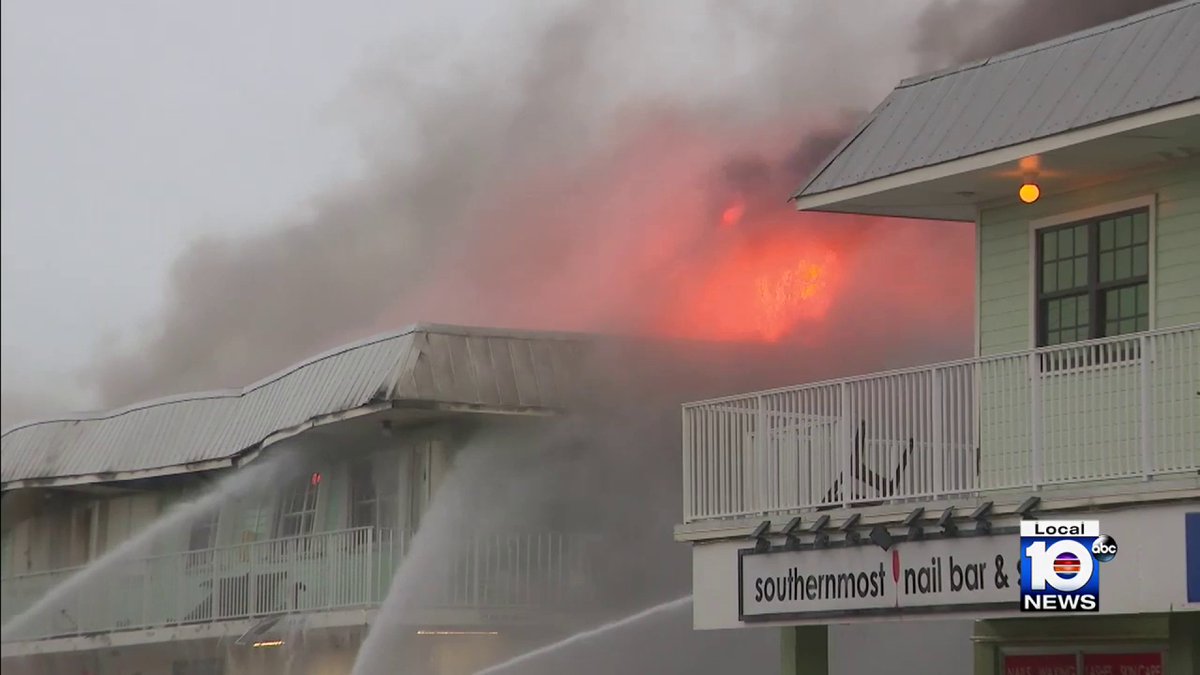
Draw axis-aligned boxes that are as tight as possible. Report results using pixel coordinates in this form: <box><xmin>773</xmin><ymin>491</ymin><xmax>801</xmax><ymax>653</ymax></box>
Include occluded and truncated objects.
<box><xmin>349</xmin><ymin>456</ymin><xmax>399</xmax><ymax>532</ymax></box>
<box><xmin>1037</xmin><ymin>208</ymin><xmax>1149</xmax><ymax>348</ymax></box>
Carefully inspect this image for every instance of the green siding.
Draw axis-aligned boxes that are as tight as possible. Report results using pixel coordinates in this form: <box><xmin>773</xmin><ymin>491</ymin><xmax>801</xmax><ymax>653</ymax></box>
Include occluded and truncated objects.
<box><xmin>978</xmin><ymin>162</ymin><xmax>1200</xmax><ymax>356</ymax></box>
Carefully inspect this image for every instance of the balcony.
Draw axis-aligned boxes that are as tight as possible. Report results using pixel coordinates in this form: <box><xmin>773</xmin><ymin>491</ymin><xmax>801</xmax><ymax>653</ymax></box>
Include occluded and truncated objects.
<box><xmin>682</xmin><ymin>324</ymin><xmax>1199</xmax><ymax>523</ymax></box>
<box><xmin>1</xmin><ymin>527</ymin><xmax>596</xmax><ymax>643</ymax></box>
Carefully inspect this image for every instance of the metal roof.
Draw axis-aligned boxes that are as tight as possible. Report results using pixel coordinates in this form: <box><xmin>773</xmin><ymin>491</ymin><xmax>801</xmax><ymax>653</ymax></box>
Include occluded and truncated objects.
<box><xmin>793</xmin><ymin>0</ymin><xmax>1200</xmax><ymax>201</ymax></box>
<box><xmin>0</xmin><ymin>324</ymin><xmax>591</xmax><ymax>488</ymax></box>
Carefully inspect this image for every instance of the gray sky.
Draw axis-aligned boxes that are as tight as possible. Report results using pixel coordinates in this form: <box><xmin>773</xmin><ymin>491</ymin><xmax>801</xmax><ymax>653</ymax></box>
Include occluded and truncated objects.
<box><xmin>0</xmin><ymin>0</ymin><xmax>511</xmax><ymax>404</ymax></box>
<box><xmin>2</xmin><ymin>0</ymin><xmax>923</xmax><ymax>415</ymax></box>
<box><xmin>2</xmin><ymin>1</ymin><xmax>366</xmax><ymax>395</ymax></box>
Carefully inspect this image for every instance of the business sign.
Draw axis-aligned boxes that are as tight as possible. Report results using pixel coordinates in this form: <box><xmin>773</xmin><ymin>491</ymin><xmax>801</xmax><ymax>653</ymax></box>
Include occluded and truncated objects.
<box><xmin>1003</xmin><ymin>654</ymin><xmax>1076</xmax><ymax>675</ymax></box>
<box><xmin>1002</xmin><ymin>652</ymin><xmax>1163</xmax><ymax>675</ymax></box>
<box><xmin>739</xmin><ymin>534</ymin><xmax>1017</xmax><ymax>620</ymax></box>
<box><xmin>1081</xmin><ymin>652</ymin><xmax>1162</xmax><ymax>675</ymax></box>
<box><xmin>1019</xmin><ymin>520</ymin><xmax>1117</xmax><ymax>612</ymax></box>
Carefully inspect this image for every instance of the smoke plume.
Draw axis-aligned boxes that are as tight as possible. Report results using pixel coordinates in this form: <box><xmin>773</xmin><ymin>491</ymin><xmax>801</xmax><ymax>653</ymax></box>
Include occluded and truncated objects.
<box><xmin>0</xmin><ymin>0</ymin><xmax>1166</xmax><ymax>415</ymax></box>
<box><xmin>912</xmin><ymin>0</ymin><xmax>1175</xmax><ymax>71</ymax></box>
<box><xmin>76</xmin><ymin>2</ymin><xmax>907</xmax><ymax>407</ymax></box>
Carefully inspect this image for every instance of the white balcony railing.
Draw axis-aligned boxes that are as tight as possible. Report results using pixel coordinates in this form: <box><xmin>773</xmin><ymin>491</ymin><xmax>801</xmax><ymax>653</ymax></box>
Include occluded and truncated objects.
<box><xmin>1</xmin><ymin>527</ymin><xmax>595</xmax><ymax>642</ymax></box>
<box><xmin>682</xmin><ymin>324</ymin><xmax>1200</xmax><ymax>523</ymax></box>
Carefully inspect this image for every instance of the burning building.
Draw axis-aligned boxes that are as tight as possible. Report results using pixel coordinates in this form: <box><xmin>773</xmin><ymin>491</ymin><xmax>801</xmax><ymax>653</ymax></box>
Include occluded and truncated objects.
<box><xmin>2</xmin><ymin>324</ymin><xmax>829</xmax><ymax>675</ymax></box>
<box><xmin>679</xmin><ymin>3</ymin><xmax>1200</xmax><ymax>674</ymax></box>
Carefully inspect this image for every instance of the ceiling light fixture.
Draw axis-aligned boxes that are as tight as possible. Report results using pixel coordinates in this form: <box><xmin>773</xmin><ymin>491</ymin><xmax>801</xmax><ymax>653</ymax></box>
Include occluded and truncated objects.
<box><xmin>1019</xmin><ymin>183</ymin><xmax>1041</xmax><ymax>203</ymax></box>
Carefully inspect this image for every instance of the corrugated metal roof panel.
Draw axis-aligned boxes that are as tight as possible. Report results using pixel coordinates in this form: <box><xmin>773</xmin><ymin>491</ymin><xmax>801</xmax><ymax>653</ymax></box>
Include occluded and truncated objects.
<box><xmin>795</xmin><ymin>1</ymin><xmax>1200</xmax><ymax>199</ymax></box>
<box><xmin>1</xmin><ymin>325</ymin><xmax>590</xmax><ymax>486</ymax></box>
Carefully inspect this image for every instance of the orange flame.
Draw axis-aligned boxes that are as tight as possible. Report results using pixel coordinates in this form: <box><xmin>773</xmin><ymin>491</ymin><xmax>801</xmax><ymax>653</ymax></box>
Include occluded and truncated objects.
<box><xmin>754</xmin><ymin>258</ymin><xmax>830</xmax><ymax>340</ymax></box>
<box><xmin>659</xmin><ymin>230</ymin><xmax>839</xmax><ymax>343</ymax></box>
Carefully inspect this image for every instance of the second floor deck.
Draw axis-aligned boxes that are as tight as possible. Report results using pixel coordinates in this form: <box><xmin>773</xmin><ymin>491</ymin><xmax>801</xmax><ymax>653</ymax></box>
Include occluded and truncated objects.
<box><xmin>1</xmin><ymin>526</ymin><xmax>596</xmax><ymax>646</ymax></box>
<box><xmin>682</xmin><ymin>324</ymin><xmax>1199</xmax><ymax>524</ymax></box>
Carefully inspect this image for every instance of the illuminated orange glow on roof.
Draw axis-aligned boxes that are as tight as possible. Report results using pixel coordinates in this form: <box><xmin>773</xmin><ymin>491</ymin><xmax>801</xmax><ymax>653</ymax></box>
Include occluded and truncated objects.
<box><xmin>658</xmin><ymin>229</ymin><xmax>839</xmax><ymax>343</ymax></box>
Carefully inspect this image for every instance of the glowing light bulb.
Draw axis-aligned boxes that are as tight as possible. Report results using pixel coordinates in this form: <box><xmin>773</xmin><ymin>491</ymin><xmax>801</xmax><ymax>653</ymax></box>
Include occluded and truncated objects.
<box><xmin>1019</xmin><ymin>183</ymin><xmax>1040</xmax><ymax>204</ymax></box>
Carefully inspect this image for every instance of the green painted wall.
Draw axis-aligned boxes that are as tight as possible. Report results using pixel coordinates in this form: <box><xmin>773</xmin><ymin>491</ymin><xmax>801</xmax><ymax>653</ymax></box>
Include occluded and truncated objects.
<box><xmin>974</xmin><ymin>161</ymin><xmax>1200</xmax><ymax>487</ymax></box>
<box><xmin>781</xmin><ymin>626</ymin><xmax>828</xmax><ymax>675</ymax></box>
<box><xmin>978</xmin><ymin>161</ymin><xmax>1200</xmax><ymax>356</ymax></box>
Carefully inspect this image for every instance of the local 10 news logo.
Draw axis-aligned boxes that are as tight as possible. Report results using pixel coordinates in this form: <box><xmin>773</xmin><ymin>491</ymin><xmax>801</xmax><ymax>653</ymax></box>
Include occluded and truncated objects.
<box><xmin>1019</xmin><ymin>520</ymin><xmax>1117</xmax><ymax>612</ymax></box>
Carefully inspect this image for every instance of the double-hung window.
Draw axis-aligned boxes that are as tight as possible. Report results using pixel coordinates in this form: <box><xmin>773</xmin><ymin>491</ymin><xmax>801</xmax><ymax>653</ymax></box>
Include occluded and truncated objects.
<box><xmin>349</xmin><ymin>456</ymin><xmax>399</xmax><ymax>532</ymax></box>
<box><xmin>1036</xmin><ymin>207</ymin><xmax>1150</xmax><ymax>347</ymax></box>
<box><xmin>275</xmin><ymin>473</ymin><xmax>321</xmax><ymax>539</ymax></box>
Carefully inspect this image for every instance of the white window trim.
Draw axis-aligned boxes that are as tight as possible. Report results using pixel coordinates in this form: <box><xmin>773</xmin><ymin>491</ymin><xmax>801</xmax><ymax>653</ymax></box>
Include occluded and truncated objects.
<box><xmin>1026</xmin><ymin>194</ymin><xmax>1157</xmax><ymax>349</ymax></box>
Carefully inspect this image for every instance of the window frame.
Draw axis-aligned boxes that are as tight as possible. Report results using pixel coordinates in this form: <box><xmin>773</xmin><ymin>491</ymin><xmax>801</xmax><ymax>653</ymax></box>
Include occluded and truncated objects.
<box><xmin>1028</xmin><ymin>195</ymin><xmax>1156</xmax><ymax>349</ymax></box>
<box><xmin>348</xmin><ymin>454</ymin><xmax>400</xmax><ymax>532</ymax></box>
<box><xmin>348</xmin><ymin>459</ymin><xmax>379</xmax><ymax>530</ymax></box>
<box><xmin>274</xmin><ymin>473</ymin><xmax>321</xmax><ymax>540</ymax></box>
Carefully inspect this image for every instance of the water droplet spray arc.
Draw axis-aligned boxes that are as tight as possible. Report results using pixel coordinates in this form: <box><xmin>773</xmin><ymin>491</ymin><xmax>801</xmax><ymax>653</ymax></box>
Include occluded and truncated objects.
<box><xmin>473</xmin><ymin>595</ymin><xmax>694</xmax><ymax>675</ymax></box>
<box><xmin>1</xmin><ymin>458</ymin><xmax>282</xmax><ymax>641</ymax></box>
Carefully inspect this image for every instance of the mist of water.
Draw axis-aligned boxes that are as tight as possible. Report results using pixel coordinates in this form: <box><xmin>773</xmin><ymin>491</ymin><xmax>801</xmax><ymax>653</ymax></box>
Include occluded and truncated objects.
<box><xmin>349</xmin><ymin>439</ymin><xmax>500</xmax><ymax>675</ymax></box>
<box><xmin>474</xmin><ymin>595</ymin><xmax>693</xmax><ymax>675</ymax></box>
<box><xmin>0</xmin><ymin>457</ymin><xmax>281</xmax><ymax>641</ymax></box>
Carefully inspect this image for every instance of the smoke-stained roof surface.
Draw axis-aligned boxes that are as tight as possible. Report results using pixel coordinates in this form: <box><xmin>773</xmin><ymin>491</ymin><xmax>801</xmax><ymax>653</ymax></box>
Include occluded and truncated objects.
<box><xmin>794</xmin><ymin>0</ymin><xmax>1200</xmax><ymax>200</ymax></box>
<box><xmin>0</xmin><ymin>325</ymin><xmax>589</xmax><ymax>487</ymax></box>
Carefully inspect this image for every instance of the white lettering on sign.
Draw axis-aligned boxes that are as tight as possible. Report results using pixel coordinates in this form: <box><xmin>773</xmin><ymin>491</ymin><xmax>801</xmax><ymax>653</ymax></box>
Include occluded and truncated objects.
<box><xmin>740</xmin><ymin>536</ymin><xmax>1016</xmax><ymax>618</ymax></box>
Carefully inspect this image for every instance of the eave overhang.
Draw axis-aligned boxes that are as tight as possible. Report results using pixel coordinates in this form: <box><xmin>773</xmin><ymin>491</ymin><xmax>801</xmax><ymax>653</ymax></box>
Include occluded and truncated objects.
<box><xmin>791</xmin><ymin>100</ymin><xmax>1200</xmax><ymax>221</ymax></box>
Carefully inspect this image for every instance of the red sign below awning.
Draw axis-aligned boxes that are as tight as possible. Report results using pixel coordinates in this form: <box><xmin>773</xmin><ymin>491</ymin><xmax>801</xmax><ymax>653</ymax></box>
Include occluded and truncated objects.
<box><xmin>1082</xmin><ymin>652</ymin><xmax>1163</xmax><ymax>675</ymax></box>
<box><xmin>1004</xmin><ymin>654</ymin><xmax>1077</xmax><ymax>675</ymax></box>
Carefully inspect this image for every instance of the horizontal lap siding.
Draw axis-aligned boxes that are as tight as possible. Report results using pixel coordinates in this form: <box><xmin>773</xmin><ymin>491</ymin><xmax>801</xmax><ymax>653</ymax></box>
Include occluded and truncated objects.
<box><xmin>1155</xmin><ymin>182</ymin><xmax>1200</xmax><ymax>326</ymax></box>
<box><xmin>978</xmin><ymin>163</ymin><xmax>1200</xmax><ymax>356</ymax></box>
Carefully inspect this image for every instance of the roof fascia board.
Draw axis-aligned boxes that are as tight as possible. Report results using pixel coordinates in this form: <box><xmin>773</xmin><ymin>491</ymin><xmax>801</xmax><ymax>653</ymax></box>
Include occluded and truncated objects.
<box><xmin>2</xmin><ymin>398</ymin><xmax>567</xmax><ymax>491</ymax></box>
<box><xmin>791</xmin><ymin>99</ymin><xmax>1200</xmax><ymax>214</ymax></box>
<box><xmin>0</xmin><ymin>457</ymin><xmax>237</xmax><ymax>491</ymax></box>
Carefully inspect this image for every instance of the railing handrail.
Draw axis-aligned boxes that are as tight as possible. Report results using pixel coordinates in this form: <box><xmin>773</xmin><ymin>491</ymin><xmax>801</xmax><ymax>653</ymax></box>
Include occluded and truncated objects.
<box><xmin>2</xmin><ymin>525</ymin><xmax>600</xmax><ymax>642</ymax></box>
<box><xmin>682</xmin><ymin>325</ymin><xmax>1199</xmax><ymax>522</ymax></box>
<box><xmin>0</xmin><ymin>526</ymin><xmax>597</xmax><ymax>583</ymax></box>
<box><xmin>682</xmin><ymin>323</ymin><xmax>1199</xmax><ymax>408</ymax></box>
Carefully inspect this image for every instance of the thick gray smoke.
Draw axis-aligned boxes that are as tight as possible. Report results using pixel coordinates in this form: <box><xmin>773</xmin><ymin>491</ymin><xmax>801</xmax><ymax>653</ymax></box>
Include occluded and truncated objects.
<box><xmin>2</xmin><ymin>3</ymin><xmax>1172</xmax><ymax>674</ymax></box>
<box><xmin>80</xmin><ymin>0</ymin><xmax>1171</xmax><ymax>409</ymax></box>
<box><xmin>913</xmin><ymin>0</ymin><xmax>1175</xmax><ymax>71</ymax></box>
<box><xmin>0</xmin><ymin>1</ymin><xmax>1169</xmax><ymax>417</ymax></box>
<box><xmin>79</xmin><ymin>1</ymin><xmax>909</xmax><ymax>408</ymax></box>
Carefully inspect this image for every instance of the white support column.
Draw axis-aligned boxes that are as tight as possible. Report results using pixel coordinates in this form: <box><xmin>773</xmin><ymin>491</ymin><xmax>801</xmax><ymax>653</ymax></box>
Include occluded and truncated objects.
<box><xmin>931</xmin><ymin>367</ymin><xmax>945</xmax><ymax>497</ymax></box>
<box><xmin>1139</xmin><ymin>334</ymin><xmax>1154</xmax><ymax>479</ymax></box>
<box><xmin>682</xmin><ymin>407</ymin><xmax>692</xmax><ymax>523</ymax></box>
<box><xmin>756</xmin><ymin>395</ymin><xmax>768</xmax><ymax>513</ymax></box>
<box><xmin>838</xmin><ymin>383</ymin><xmax>852</xmax><ymax>507</ymax></box>
<box><xmin>1028</xmin><ymin>352</ymin><xmax>1044</xmax><ymax>488</ymax></box>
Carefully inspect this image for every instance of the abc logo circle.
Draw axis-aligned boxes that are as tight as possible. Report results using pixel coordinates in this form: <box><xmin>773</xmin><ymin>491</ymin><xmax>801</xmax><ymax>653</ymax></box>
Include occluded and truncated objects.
<box><xmin>1092</xmin><ymin>535</ymin><xmax>1118</xmax><ymax>562</ymax></box>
